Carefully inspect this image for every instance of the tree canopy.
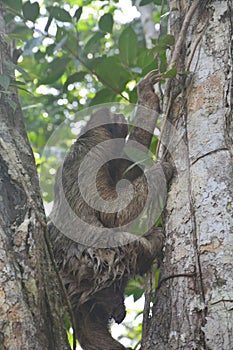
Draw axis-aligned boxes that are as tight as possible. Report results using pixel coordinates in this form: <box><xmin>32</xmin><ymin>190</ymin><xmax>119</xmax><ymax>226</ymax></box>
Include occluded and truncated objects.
<box><xmin>2</xmin><ymin>0</ymin><xmax>174</xmax><ymax>174</ymax></box>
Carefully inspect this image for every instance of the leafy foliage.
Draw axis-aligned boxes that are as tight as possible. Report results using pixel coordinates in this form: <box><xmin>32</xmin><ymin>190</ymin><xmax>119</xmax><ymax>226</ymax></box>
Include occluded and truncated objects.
<box><xmin>3</xmin><ymin>0</ymin><xmax>172</xmax><ymax>157</ymax></box>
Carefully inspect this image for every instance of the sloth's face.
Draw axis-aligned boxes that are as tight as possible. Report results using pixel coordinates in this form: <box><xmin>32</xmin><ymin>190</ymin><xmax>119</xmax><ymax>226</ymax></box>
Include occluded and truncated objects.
<box><xmin>103</xmin><ymin>112</ymin><xmax>128</xmax><ymax>140</ymax></box>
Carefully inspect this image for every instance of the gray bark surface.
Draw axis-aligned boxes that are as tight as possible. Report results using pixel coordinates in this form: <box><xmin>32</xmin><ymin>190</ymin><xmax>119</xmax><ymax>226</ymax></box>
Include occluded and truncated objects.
<box><xmin>143</xmin><ymin>1</ymin><xmax>233</xmax><ymax>349</ymax></box>
<box><xmin>0</xmin><ymin>6</ymin><xmax>70</xmax><ymax>350</ymax></box>
<box><xmin>135</xmin><ymin>0</ymin><xmax>158</xmax><ymax>48</ymax></box>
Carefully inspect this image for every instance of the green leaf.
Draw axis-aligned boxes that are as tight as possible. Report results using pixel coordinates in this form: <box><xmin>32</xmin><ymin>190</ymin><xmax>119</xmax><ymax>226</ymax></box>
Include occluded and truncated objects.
<box><xmin>1</xmin><ymin>0</ymin><xmax>22</xmax><ymax>11</ymax></box>
<box><xmin>15</xmin><ymin>65</ymin><xmax>30</xmax><ymax>79</ymax></box>
<box><xmin>162</xmin><ymin>34</ymin><xmax>175</xmax><ymax>46</ymax></box>
<box><xmin>85</xmin><ymin>57</ymin><xmax>104</xmax><ymax>70</ymax></box>
<box><xmin>128</xmin><ymin>87</ymin><xmax>138</xmax><ymax>104</ymax></box>
<box><xmin>133</xmin><ymin>288</ymin><xmax>144</xmax><ymax>302</ymax></box>
<box><xmin>8</xmin><ymin>99</ymin><xmax>17</xmax><ymax>112</ymax></box>
<box><xmin>4</xmin><ymin>60</ymin><xmax>15</xmax><ymax>72</ymax></box>
<box><xmin>9</xmin><ymin>24</ymin><xmax>33</xmax><ymax>41</ymax></box>
<box><xmin>99</xmin><ymin>13</ymin><xmax>113</xmax><ymax>33</ymax></box>
<box><xmin>119</xmin><ymin>26</ymin><xmax>137</xmax><ymax>66</ymax></box>
<box><xmin>125</xmin><ymin>277</ymin><xmax>144</xmax><ymax>301</ymax></box>
<box><xmin>45</xmin><ymin>44</ymin><xmax>55</xmax><ymax>56</ymax></box>
<box><xmin>47</xmin><ymin>6</ymin><xmax>72</xmax><ymax>23</ymax></box>
<box><xmin>84</xmin><ymin>32</ymin><xmax>105</xmax><ymax>54</ymax></box>
<box><xmin>74</xmin><ymin>7</ymin><xmax>82</xmax><ymax>21</ymax></box>
<box><xmin>34</xmin><ymin>50</ymin><xmax>45</xmax><ymax>62</ymax></box>
<box><xmin>24</xmin><ymin>37</ymin><xmax>43</xmax><ymax>56</ymax></box>
<box><xmin>180</xmin><ymin>70</ymin><xmax>191</xmax><ymax>76</ymax></box>
<box><xmin>55</xmin><ymin>26</ymin><xmax>66</xmax><ymax>42</ymax></box>
<box><xmin>0</xmin><ymin>74</ymin><xmax>10</xmax><ymax>91</ymax></box>
<box><xmin>94</xmin><ymin>55</ymin><xmax>131</xmax><ymax>92</ymax></box>
<box><xmin>162</xmin><ymin>68</ymin><xmax>177</xmax><ymax>78</ymax></box>
<box><xmin>3</xmin><ymin>13</ymin><xmax>15</xmax><ymax>27</ymax></box>
<box><xmin>39</xmin><ymin>57</ymin><xmax>70</xmax><ymax>85</ymax></box>
<box><xmin>66</xmin><ymin>32</ymin><xmax>79</xmax><ymax>54</ymax></box>
<box><xmin>53</xmin><ymin>35</ymin><xmax>68</xmax><ymax>53</ymax></box>
<box><xmin>64</xmin><ymin>72</ymin><xmax>87</xmax><ymax>90</ymax></box>
<box><xmin>123</xmin><ymin>145</ymin><xmax>154</xmax><ymax>174</ymax></box>
<box><xmin>155</xmin><ymin>35</ymin><xmax>175</xmax><ymax>53</ymax></box>
<box><xmin>155</xmin><ymin>267</ymin><xmax>161</xmax><ymax>289</ymax></box>
<box><xmin>149</xmin><ymin>134</ymin><xmax>159</xmax><ymax>155</ymax></box>
<box><xmin>89</xmin><ymin>88</ymin><xmax>115</xmax><ymax>106</ymax></box>
<box><xmin>11</xmin><ymin>80</ymin><xmax>26</xmax><ymax>86</ymax></box>
<box><xmin>156</xmin><ymin>50</ymin><xmax>166</xmax><ymax>73</ymax></box>
<box><xmin>140</xmin><ymin>0</ymin><xmax>163</xmax><ymax>5</ymax></box>
<box><xmin>11</xmin><ymin>83</ymin><xmax>31</xmax><ymax>95</ymax></box>
<box><xmin>139</xmin><ymin>0</ymin><xmax>153</xmax><ymax>6</ymax></box>
<box><xmin>23</xmin><ymin>1</ymin><xmax>39</xmax><ymax>22</ymax></box>
<box><xmin>136</xmin><ymin>48</ymin><xmax>154</xmax><ymax>68</ymax></box>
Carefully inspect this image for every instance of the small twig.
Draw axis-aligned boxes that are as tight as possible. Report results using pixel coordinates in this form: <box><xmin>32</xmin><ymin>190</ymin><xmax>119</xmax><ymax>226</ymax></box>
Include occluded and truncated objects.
<box><xmin>169</xmin><ymin>0</ymin><xmax>200</xmax><ymax>69</ymax></box>
<box><xmin>133</xmin><ymin>339</ymin><xmax>141</xmax><ymax>350</ymax></box>
<box><xmin>210</xmin><ymin>299</ymin><xmax>233</xmax><ymax>306</ymax></box>
<box><xmin>157</xmin><ymin>272</ymin><xmax>195</xmax><ymax>290</ymax></box>
<box><xmin>141</xmin><ymin>269</ymin><xmax>153</xmax><ymax>348</ymax></box>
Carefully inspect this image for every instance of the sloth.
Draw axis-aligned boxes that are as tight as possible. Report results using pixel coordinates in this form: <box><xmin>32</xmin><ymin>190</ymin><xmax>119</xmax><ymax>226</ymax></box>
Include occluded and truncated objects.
<box><xmin>48</xmin><ymin>71</ymin><xmax>173</xmax><ymax>350</ymax></box>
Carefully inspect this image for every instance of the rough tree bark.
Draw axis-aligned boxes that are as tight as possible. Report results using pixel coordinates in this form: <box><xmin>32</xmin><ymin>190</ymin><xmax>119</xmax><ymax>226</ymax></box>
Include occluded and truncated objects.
<box><xmin>0</xmin><ymin>6</ymin><xmax>70</xmax><ymax>350</ymax></box>
<box><xmin>143</xmin><ymin>1</ymin><xmax>233</xmax><ymax>350</ymax></box>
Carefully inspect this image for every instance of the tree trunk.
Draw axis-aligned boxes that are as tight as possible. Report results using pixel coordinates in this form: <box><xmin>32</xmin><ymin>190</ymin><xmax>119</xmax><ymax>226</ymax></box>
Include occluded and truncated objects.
<box><xmin>135</xmin><ymin>0</ymin><xmax>158</xmax><ymax>48</ymax></box>
<box><xmin>0</xmin><ymin>6</ymin><xmax>70</xmax><ymax>350</ymax></box>
<box><xmin>143</xmin><ymin>1</ymin><xmax>233</xmax><ymax>349</ymax></box>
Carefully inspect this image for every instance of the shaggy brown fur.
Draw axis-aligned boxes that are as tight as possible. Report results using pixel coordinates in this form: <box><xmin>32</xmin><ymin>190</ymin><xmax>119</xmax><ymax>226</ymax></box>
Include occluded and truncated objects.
<box><xmin>49</xmin><ymin>72</ymin><xmax>173</xmax><ymax>350</ymax></box>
